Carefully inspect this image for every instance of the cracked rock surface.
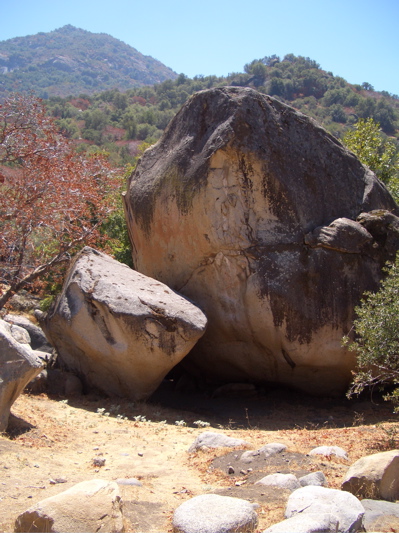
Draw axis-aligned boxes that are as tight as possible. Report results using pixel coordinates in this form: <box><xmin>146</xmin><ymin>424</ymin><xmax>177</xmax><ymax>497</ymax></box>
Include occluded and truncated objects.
<box><xmin>124</xmin><ymin>86</ymin><xmax>399</xmax><ymax>395</ymax></box>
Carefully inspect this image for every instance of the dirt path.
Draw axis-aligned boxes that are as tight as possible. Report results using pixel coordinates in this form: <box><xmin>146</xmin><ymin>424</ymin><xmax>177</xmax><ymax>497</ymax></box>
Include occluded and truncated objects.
<box><xmin>0</xmin><ymin>387</ymin><xmax>397</xmax><ymax>532</ymax></box>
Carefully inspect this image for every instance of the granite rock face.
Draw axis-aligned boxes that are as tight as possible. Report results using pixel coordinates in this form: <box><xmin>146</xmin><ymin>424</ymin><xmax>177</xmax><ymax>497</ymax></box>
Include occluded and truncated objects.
<box><xmin>124</xmin><ymin>86</ymin><xmax>399</xmax><ymax>394</ymax></box>
<box><xmin>42</xmin><ymin>247</ymin><xmax>207</xmax><ymax>400</ymax></box>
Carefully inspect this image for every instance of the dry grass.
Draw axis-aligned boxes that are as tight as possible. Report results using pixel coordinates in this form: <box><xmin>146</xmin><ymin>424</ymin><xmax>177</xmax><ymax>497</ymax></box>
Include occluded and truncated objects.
<box><xmin>0</xmin><ymin>388</ymin><xmax>398</xmax><ymax>532</ymax></box>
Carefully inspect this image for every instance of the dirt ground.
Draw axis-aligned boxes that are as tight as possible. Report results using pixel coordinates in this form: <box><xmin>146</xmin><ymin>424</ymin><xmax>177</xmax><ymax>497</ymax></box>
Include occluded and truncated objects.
<box><xmin>1</xmin><ymin>382</ymin><xmax>398</xmax><ymax>533</ymax></box>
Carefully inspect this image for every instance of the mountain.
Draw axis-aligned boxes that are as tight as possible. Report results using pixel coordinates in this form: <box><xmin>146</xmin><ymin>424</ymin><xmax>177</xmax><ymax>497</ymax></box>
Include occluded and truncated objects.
<box><xmin>0</xmin><ymin>25</ymin><xmax>177</xmax><ymax>98</ymax></box>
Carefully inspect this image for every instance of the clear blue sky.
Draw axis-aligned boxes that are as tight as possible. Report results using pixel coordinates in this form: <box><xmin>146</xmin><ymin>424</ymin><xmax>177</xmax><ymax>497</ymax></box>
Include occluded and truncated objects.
<box><xmin>1</xmin><ymin>0</ymin><xmax>398</xmax><ymax>95</ymax></box>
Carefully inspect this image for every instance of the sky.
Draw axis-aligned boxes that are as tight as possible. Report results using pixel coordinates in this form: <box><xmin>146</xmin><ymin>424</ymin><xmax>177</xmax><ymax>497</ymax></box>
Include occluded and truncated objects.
<box><xmin>1</xmin><ymin>0</ymin><xmax>398</xmax><ymax>95</ymax></box>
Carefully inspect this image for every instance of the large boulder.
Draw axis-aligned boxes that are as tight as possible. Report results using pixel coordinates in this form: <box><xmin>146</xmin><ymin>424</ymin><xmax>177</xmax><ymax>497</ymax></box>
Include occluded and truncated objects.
<box><xmin>0</xmin><ymin>319</ymin><xmax>45</xmax><ymax>431</ymax></box>
<box><xmin>14</xmin><ymin>479</ymin><xmax>124</xmax><ymax>533</ymax></box>
<box><xmin>342</xmin><ymin>449</ymin><xmax>399</xmax><ymax>500</ymax></box>
<box><xmin>124</xmin><ymin>86</ymin><xmax>399</xmax><ymax>394</ymax></box>
<box><xmin>42</xmin><ymin>247</ymin><xmax>207</xmax><ymax>400</ymax></box>
<box><xmin>285</xmin><ymin>486</ymin><xmax>364</xmax><ymax>532</ymax></box>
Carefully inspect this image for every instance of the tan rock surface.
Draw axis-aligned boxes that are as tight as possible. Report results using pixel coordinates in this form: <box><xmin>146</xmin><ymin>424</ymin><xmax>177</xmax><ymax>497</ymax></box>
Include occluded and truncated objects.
<box><xmin>124</xmin><ymin>86</ymin><xmax>399</xmax><ymax>394</ymax></box>
<box><xmin>342</xmin><ymin>449</ymin><xmax>399</xmax><ymax>500</ymax></box>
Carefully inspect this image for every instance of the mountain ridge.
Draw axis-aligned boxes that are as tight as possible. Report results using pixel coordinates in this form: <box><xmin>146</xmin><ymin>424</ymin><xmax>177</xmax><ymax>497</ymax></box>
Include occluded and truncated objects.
<box><xmin>0</xmin><ymin>25</ymin><xmax>177</xmax><ymax>97</ymax></box>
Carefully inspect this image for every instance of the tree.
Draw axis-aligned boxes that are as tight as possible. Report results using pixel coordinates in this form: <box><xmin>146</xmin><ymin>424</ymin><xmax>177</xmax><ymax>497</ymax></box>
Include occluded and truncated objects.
<box><xmin>344</xmin><ymin>255</ymin><xmax>399</xmax><ymax>410</ymax></box>
<box><xmin>342</xmin><ymin>118</ymin><xmax>399</xmax><ymax>186</ymax></box>
<box><xmin>0</xmin><ymin>93</ymin><xmax>120</xmax><ymax>310</ymax></box>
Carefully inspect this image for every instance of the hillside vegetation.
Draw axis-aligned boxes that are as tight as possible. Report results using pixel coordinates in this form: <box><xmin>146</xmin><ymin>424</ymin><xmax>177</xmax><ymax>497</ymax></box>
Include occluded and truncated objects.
<box><xmin>37</xmin><ymin>54</ymin><xmax>399</xmax><ymax>167</ymax></box>
<box><xmin>0</xmin><ymin>25</ymin><xmax>177</xmax><ymax>98</ymax></box>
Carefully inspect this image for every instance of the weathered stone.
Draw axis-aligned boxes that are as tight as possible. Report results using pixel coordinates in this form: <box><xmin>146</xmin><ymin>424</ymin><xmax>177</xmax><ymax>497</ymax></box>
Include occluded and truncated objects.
<box><xmin>14</xmin><ymin>479</ymin><xmax>123</xmax><ymax>533</ymax></box>
<box><xmin>256</xmin><ymin>473</ymin><xmax>300</xmax><ymax>491</ymax></box>
<box><xmin>309</xmin><ymin>446</ymin><xmax>348</xmax><ymax>460</ymax></box>
<box><xmin>42</xmin><ymin>247</ymin><xmax>207</xmax><ymax>400</ymax></box>
<box><xmin>362</xmin><ymin>498</ymin><xmax>399</xmax><ymax>532</ymax></box>
<box><xmin>240</xmin><ymin>443</ymin><xmax>286</xmax><ymax>463</ymax></box>
<box><xmin>172</xmin><ymin>494</ymin><xmax>258</xmax><ymax>533</ymax></box>
<box><xmin>304</xmin><ymin>217</ymin><xmax>373</xmax><ymax>253</ymax></box>
<box><xmin>342</xmin><ymin>449</ymin><xmax>399</xmax><ymax>500</ymax></box>
<box><xmin>285</xmin><ymin>486</ymin><xmax>364</xmax><ymax>532</ymax></box>
<box><xmin>299</xmin><ymin>471</ymin><xmax>328</xmax><ymax>487</ymax></box>
<box><xmin>188</xmin><ymin>431</ymin><xmax>249</xmax><ymax>452</ymax></box>
<box><xmin>4</xmin><ymin>314</ymin><xmax>52</xmax><ymax>351</ymax></box>
<box><xmin>9</xmin><ymin>324</ymin><xmax>31</xmax><ymax>345</ymax></box>
<box><xmin>0</xmin><ymin>319</ymin><xmax>45</xmax><ymax>431</ymax></box>
<box><xmin>264</xmin><ymin>513</ymin><xmax>338</xmax><ymax>533</ymax></box>
<box><xmin>124</xmin><ymin>86</ymin><xmax>399</xmax><ymax>395</ymax></box>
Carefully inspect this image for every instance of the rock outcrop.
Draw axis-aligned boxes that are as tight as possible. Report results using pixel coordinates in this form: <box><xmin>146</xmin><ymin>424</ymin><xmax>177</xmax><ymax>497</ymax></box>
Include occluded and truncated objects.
<box><xmin>0</xmin><ymin>319</ymin><xmax>45</xmax><ymax>431</ymax></box>
<box><xmin>124</xmin><ymin>86</ymin><xmax>399</xmax><ymax>394</ymax></box>
<box><xmin>42</xmin><ymin>247</ymin><xmax>207</xmax><ymax>400</ymax></box>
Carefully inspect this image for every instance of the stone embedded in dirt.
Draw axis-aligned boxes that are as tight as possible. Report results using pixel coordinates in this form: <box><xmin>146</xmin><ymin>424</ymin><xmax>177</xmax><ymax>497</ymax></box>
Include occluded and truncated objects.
<box><xmin>285</xmin><ymin>485</ymin><xmax>364</xmax><ymax>533</ymax></box>
<box><xmin>188</xmin><ymin>431</ymin><xmax>249</xmax><ymax>453</ymax></box>
<box><xmin>92</xmin><ymin>457</ymin><xmax>106</xmax><ymax>467</ymax></box>
<box><xmin>42</xmin><ymin>247</ymin><xmax>208</xmax><ymax>400</ymax></box>
<box><xmin>14</xmin><ymin>479</ymin><xmax>124</xmax><ymax>533</ymax></box>
<box><xmin>309</xmin><ymin>445</ymin><xmax>348</xmax><ymax>459</ymax></box>
<box><xmin>124</xmin><ymin>85</ymin><xmax>399</xmax><ymax>396</ymax></box>
<box><xmin>0</xmin><ymin>319</ymin><xmax>45</xmax><ymax>432</ymax></box>
<box><xmin>299</xmin><ymin>471</ymin><xmax>328</xmax><ymax>487</ymax></box>
<box><xmin>264</xmin><ymin>512</ymin><xmax>339</xmax><ymax>533</ymax></box>
<box><xmin>341</xmin><ymin>449</ymin><xmax>399</xmax><ymax>501</ymax></box>
<box><xmin>256</xmin><ymin>473</ymin><xmax>301</xmax><ymax>491</ymax></box>
<box><xmin>240</xmin><ymin>442</ymin><xmax>287</xmax><ymax>463</ymax></box>
<box><xmin>49</xmin><ymin>478</ymin><xmax>67</xmax><ymax>484</ymax></box>
<box><xmin>172</xmin><ymin>493</ymin><xmax>258</xmax><ymax>533</ymax></box>
<box><xmin>361</xmin><ymin>498</ymin><xmax>399</xmax><ymax>532</ymax></box>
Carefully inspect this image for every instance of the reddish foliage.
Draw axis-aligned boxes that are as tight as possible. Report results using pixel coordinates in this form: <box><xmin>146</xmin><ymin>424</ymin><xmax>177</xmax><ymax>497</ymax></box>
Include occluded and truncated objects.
<box><xmin>0</xmin><ymin>93</ymin><xmax>122</xmax><ymax>308</ymax></box>
<box><xmin>131</xmin><ymin>96</ymin><xmax>147</xmax><ymax>106</ymax></box>
<box><xmin>69</xmin><ymin>98</ymin><xmax>91</xmax><ymax>111</ymax></box>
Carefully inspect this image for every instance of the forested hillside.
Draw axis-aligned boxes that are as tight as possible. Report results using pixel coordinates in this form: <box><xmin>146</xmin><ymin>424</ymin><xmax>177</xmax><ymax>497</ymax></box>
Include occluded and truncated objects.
<box><xmin>0</xmin><ymin>25</ymin><xmax>177</xmax><ymax>98</ymax></box>
<box><xmin>40</xmin><ymin>54</ymin><xmax>398</xmax><ymax>166</ymax></box>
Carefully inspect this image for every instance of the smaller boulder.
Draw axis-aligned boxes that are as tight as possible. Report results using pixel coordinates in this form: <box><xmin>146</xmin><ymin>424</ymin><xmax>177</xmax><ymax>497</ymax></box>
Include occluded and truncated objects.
<box><xmin>342</xmin><ymin>449</ymin><xmax>399</xmax><ymax>500</ymax></box>
<box><xmin>188</xmin><ymin>431</ymin><xmax>249</xmax><ymax>453</ymax></box>
<box><xmin>309</xmin><ymin>446</ymin><xmax>348</xmax><ymax>460</ymax></box>
<box><xmin>42</xmin><ymin>247</ymin><xmax>208</xmax><ymax>400</ymax></box>
<box><xmin>172</xmin><ymin>494</ymin><xmax>258</xmax><ymax>533</ymax></box>
<box><xmin>14</xmin><ymin>479</ymin><xmax>124</xmax><ymax>533</ymax></box>
<box><xmin>256</xmin><ymin>473</ymin><xmax>300</xmax><ymax>491</ymax></box>
<box><xmin>299</xmin><ymin>471</ymin><xmax>328</xmax><ymax>487</ymax></box>
<box><xmin>240</xmin><ymin>443</ymin><xmax>286</xmax><ymax>463</ymax></box>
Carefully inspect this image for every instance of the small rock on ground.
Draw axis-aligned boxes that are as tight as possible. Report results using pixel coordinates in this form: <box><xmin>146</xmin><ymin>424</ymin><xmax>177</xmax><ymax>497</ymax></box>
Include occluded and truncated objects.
<box><xmin>172</xmin><ymin>494</ymin><xmax>258</xmax><ymax>533</ymax></box>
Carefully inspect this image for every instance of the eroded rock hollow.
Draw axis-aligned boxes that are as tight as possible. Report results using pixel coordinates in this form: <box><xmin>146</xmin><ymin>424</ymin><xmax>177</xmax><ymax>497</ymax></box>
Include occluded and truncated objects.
<box><xmin>124</xmin><ymin>86</ymin><xmax>399</xmax><ymax>395</ymax></box>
